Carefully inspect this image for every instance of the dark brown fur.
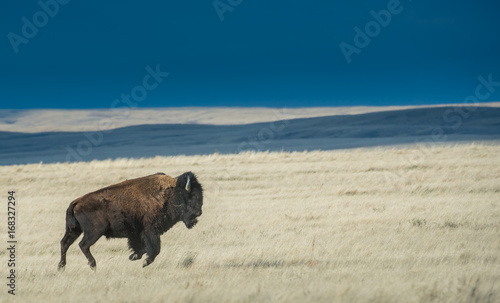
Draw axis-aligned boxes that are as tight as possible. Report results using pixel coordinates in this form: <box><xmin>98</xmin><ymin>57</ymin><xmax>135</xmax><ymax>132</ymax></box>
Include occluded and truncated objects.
<box><xmin>58</xmin><ymin>172</ymin><xmax>203</xmax><ymax>270</ymax></box>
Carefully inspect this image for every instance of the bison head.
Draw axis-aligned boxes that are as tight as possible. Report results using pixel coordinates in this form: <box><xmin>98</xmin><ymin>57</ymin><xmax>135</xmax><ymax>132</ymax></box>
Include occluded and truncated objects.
<box><xmin>178</xmin><ymin>172</ymin><xmax>203</xmax><ymax>229</ymax></box>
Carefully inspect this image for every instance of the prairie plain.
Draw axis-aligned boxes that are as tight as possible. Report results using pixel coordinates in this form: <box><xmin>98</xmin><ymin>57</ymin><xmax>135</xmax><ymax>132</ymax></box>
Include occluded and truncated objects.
<box><xmin>1</xmin><ymin>143</ymin><xmax>499</xmax><ymax>302</ymax></box>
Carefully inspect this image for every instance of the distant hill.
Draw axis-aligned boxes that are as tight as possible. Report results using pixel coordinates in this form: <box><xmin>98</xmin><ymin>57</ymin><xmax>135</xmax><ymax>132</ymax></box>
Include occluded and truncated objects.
<box><xmin>1</xmin><ymin>106</ymin><xmax>499</xmax><ymax>165</ymax></box>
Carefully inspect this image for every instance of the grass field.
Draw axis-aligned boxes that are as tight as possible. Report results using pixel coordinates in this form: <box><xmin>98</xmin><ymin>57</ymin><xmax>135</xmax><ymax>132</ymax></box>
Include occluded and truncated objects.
<box><xmin>1</xmin><ymin>143</ymin><xmax>499</xmax><ymax>302</ymax></box>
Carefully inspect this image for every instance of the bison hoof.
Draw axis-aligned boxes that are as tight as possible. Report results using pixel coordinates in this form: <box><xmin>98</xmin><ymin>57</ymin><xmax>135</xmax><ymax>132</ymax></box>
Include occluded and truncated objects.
<box><xmin>89</xmin><ymin>261</ymin><xmax>96</xmax><ymax>271</ymax></box>
<box><xmin>142</xmin><ymin>259</ymin><xmax>153</xmax><ymax>268</ymax></box>
<box><xmin>129</xmin><ymin>253</ymin><xmax>142</xmax><ymax>261</ymax></box>
<box><xmin>57</xmin><ymin>263</ymin><xmax>65</xmax><ymax>272</ymax></box>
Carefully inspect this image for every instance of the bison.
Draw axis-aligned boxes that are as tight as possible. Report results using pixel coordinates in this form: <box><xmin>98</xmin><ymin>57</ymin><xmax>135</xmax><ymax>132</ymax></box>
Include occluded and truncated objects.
<box><xmin>57</xmin><ymin>172</ymin><xmax>203</xmax><ymax>270</ymax></box>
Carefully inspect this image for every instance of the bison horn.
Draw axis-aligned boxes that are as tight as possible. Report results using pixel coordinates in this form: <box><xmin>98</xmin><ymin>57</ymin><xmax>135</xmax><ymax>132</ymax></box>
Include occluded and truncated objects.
<box><xmin>186</xmin><ymin>175</ymin><xmax>191</xmax><ymax>192</ymax></box>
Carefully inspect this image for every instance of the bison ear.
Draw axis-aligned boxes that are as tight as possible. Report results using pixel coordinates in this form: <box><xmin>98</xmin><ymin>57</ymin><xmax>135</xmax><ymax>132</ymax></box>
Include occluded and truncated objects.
<box><xmin>186</xmin><ymin>175</ymin><xmax>191</xmax><ymax>192</ymax></box>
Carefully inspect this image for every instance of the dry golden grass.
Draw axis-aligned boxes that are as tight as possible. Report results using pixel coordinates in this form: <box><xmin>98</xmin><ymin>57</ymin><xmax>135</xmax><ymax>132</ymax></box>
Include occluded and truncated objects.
<box><xmin>1</xmin><ymin>143</ymin><xmax>499</xmax><ymax>302</ymax></box>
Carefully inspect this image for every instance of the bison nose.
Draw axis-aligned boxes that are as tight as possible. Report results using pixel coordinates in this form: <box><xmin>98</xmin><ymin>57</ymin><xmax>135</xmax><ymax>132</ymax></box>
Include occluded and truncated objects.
<box><xmin>196</xmin><ymin>210</ymin><xmax>202</xmax><ymax>216</ymax></box>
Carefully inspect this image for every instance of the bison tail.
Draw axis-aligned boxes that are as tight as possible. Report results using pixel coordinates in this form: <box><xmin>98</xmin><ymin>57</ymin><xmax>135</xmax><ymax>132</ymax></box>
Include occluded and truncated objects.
<box><xmin>66</xmin><ymin>201</ymin><xmax>81</xmax><ymax>231</ymax></box>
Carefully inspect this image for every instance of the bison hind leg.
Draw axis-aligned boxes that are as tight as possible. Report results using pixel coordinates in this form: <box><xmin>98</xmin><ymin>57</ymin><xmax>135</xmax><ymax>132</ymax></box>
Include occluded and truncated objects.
<box><xmin>79</xmin><ymin>232</ymin><xmax>102</xmax><ymax>270</ymax></box>
<box><xmin>58</xmin><ymin>227</ymin><xmax>82</xmax><ymax>271</ymax></box>
<box><xmin>128</xmin><ymin>236</ymin><xmax>145</xmax><ymax>261</ymax></box>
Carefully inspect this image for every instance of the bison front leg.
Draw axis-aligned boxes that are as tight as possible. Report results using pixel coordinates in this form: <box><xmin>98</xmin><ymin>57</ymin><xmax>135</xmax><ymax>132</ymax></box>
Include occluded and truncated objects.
<box><xmin>128</xmin><ymin>236</ymin><xmax>145</xmax><ymax>261</ymax></box>
<box><xmin>142</xmin><ymin>233</ymin><xmax>161</xmax><ymax>268</ymax></box>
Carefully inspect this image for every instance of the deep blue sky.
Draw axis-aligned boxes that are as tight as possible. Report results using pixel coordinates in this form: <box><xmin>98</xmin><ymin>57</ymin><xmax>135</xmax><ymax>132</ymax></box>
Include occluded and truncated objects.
<box><xmin>1</xmin><ymin>0</ymin><xmax>499</xmax><ymax>109</ymax></box>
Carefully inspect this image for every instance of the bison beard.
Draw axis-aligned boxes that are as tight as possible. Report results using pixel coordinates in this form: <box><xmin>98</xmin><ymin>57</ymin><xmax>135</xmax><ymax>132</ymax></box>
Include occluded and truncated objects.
<box><xmin>57</xmin><ymin>172</ymin><xmax>203</xmax><ymax>270</ymax></box>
